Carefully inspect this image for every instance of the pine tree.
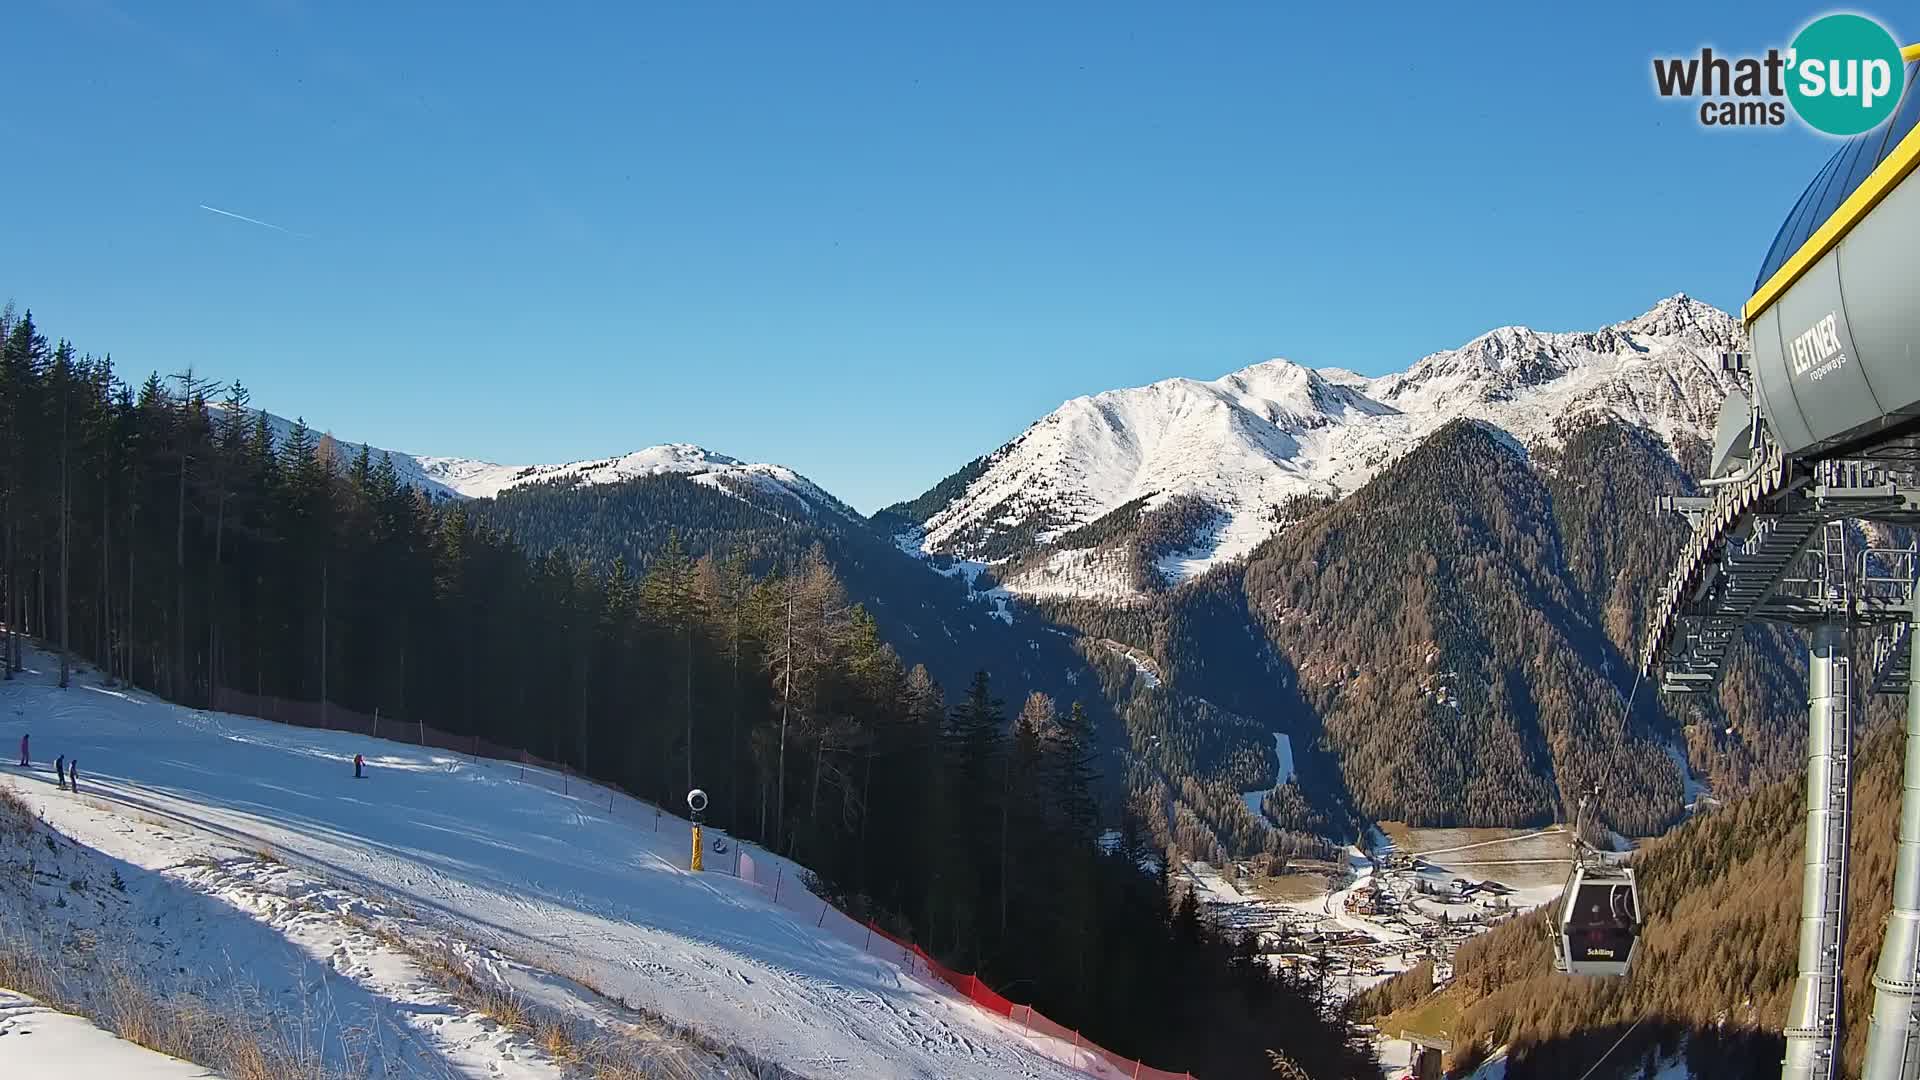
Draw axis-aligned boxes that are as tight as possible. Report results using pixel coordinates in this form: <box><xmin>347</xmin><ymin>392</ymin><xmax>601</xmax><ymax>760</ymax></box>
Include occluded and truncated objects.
<box><xmin>51</xmin><ymin>340</ymin><xmax>75</xmax><ymax>688</ymax></box>
<box><xmin>643</xmin><ymin>531</ymin><xmax>700</xmax><ymax>794</ymax></box>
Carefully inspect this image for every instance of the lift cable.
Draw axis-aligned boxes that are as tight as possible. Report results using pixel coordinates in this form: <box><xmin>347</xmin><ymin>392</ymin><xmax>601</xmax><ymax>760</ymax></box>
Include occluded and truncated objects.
<box><xmin>1572</xmin><ymin>1015</ymin><xmax>1646</xmax><ymax>1080</ymax></box>
<box><xmin>1574</xmin><ymin>664</ymin><xmax>1645</xmax><ymax>862</ymax></box>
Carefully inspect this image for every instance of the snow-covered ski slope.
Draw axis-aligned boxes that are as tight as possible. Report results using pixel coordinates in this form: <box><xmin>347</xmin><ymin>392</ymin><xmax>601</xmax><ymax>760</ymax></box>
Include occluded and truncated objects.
<box><xmin>0</xmin><ymin>653</ymin><xmax>1093</xmax><ymax>1080</ymax></box>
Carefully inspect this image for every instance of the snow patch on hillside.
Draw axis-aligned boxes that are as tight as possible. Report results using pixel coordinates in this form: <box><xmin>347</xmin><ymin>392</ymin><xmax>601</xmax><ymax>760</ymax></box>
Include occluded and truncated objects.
<box><xmin>1091</xmin><ymin>639</ymin><xmax>1162</xmax><ymax>689</ymax></box>
<box><xmin>1666</xmin><ymin>741</ymin><xmax>1714</xmax><ymax>811</ymax></box>
<box><xmin>1240</xmin><ymin>734</ymin><xmax>1295</xmax><ymax>825</ymax></box>
<box><xmin>1006</xmin><ymin>548</ymin><xmax>1142</xmax><ymax>601</ymax></box>
<box><xmin>891</xmin><ymin>529</ymin><xmax>1017</xmax><ymax>623</ymax></box>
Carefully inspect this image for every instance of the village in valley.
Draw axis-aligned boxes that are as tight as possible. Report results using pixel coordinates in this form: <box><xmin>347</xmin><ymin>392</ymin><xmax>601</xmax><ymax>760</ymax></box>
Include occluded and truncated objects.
<box><xmin>1174</xmin><ymin>824</ymin><xmax>1573</xmax><ymax>1002</ymax></box>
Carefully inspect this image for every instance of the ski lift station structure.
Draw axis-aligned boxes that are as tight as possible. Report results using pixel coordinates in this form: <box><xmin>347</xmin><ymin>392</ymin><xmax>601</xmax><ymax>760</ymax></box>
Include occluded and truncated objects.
<box><xmin>1641</xmin><ymin>43</ymin><xmax>1920</xmax><ymax>1080</ymax></box>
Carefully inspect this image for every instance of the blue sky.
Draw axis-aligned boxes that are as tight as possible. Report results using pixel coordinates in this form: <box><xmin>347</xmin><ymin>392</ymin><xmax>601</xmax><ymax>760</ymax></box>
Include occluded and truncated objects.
<box><xmin>1</xmin><ymin>1</ymin><xmax>1896</xmax><ymax>511</ymax></box>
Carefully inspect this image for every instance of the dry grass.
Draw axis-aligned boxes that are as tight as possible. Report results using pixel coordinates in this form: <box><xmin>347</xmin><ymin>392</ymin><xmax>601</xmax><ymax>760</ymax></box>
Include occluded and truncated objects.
<box><xmin>0</xmin><ymin>934</ymin><xmax>63</xmax><ymax>1001</ymax></box>
<box><xmin>1266</xmin><ymin>1049</ymin><xmax>1313</xmax><ymax>1078</ymax></box>
<box><xmin>412</xmin><ymin>941</ymin><xmax>532</xmax><ymax>1031</ymax></box>
<box><xmin>0</xmin><ymin>783</ymin><xmax>34</xmax><ymax>838</ymax></box>
<box><xmin>389</xmin><ymin>933</ymin><xmax>780</xmax><ymax>1080</ymax></box>
<box><xmin>1</xmin><ymin>804</ymin><xmax>342</xmax><ymax>1079</ymax></box>
<box><xmin>532</xmin><ymin>1012</ymin><xmax>581</xmax><ymax>1062</ymax></box>
<box><xmin>0</xmin><ymin>930</ymin><xmax>339</xmax><ymax>1080</ymax></box>
<box><xmin>97</xmin><ymin>967</ymin><xmax>335</xmax><ymax>1080</ymax></box>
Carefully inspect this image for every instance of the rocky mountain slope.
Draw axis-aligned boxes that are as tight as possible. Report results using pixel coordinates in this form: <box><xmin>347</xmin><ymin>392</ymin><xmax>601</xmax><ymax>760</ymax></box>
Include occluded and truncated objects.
<box><xmin>891</xmin><ymin>295</ymin><xmax>1742</xmax><ymax>601</ymax></box>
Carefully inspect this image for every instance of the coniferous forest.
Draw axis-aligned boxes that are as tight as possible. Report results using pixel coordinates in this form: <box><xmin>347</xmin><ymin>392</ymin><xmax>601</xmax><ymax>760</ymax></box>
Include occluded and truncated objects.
<box><xmin>0</xmin><ymin>306</ymin><xmax>1376</xmax><ymax>1078</ymax></box>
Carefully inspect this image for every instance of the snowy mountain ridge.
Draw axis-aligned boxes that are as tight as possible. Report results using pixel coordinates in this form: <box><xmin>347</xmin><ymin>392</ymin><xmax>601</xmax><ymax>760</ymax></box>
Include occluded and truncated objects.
<box><xmin>904</xmin><ymin>294</ymin><xmax>1742</xmax><ymax>597</ymax></box>
<box><xmin>412</xmin><ymin>443</ymin><xmax>861</xmax><ymax>519</ymax></box>
<box><xmin>238</xmin><ymin>408</ymin><xmax>855</xmax><ymax>520</ymax></box>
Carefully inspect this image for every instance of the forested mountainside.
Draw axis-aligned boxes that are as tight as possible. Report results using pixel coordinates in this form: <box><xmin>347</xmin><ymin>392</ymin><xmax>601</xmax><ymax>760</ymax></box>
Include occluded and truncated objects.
<box><xmin>469</xmin><ymin>401</ymin><xmax>1829</xmax><ymax>847</ymax></box>
<box><xmin>1021</xmin><ymin>408</ymin><xmax>1832</xmax><ymax>840</ymax></box>
<box><xmin>1353</xmin><ymin>724</ymin><xmax>1912</xmax><ymax>1080</ymax></box>
<box><xmin>1243</xmin><ymin>419</ymin><xmax>1681</xmax><ymax>832</ymax></box>
<box><xmin>1535</xmin><ymin>419</ymin><xmax>1817</xmax><ymax>803</ymax></box>
<box><xmin>869</xmin><ymin>295</ymin><xmax>1832</xmax><ymax>839</ymax></box>
<box><xmin>467</xmin><ymin>472</ymin><xmax>1345</xmax><ymax>863</ymax></box>
<box><xmin>1038</xmin><ymin>417</ymin><xmax>1693</xmax><ymax>836</ymax></box>
<box><xmin>0</xmin><ymin>306</ymin><xmax>1380</xmax><ymax>1078</ymax></box>
<box><xmin>465</xmin><ymin>471</ymin><xmax>1114</xmax><ymax>742</ymax></box>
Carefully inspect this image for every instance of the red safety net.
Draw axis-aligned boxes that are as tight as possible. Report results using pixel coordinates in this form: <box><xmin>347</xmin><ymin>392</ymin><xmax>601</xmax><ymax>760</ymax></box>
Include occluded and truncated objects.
<box><xmin>203</xmin><ymin>686</ymin><xmax>1193</xmax><ymax>1078</ymax></box>
<box><xmin>731</xmin><ymin>848</ymin><xmax>1194</xmax><ymax>1079</ymax></box>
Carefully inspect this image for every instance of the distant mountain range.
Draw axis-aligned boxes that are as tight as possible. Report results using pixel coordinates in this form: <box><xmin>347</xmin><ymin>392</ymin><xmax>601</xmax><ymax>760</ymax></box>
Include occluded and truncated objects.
<box><xmin>279</xmin><ymin>293</ymin><xmax>1738</xmax><ymax>607</ymax></box>
<box><xmin>888</xmin><ymin>294</ymin><xmax>1742</xmax><ymax>599</ymax></box>
<box><xmin>254</xmin><ymin>409</ymin><xmax>856</xmax><ymax>522</ymax></box>
<box><xmin>267</xmin><ymin>294</ymin><xmax>1803</xmax><ymax>849</ymax></box>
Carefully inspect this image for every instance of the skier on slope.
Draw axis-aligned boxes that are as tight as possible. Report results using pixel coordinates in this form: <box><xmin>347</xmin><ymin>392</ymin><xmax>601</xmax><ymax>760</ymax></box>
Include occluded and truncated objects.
<box><xmin>354</xmin><ymin>753</ymin><xmax>364</xmax><ymax>779</ymax></box>
<box><xmin>16</xmin><ymin>733</ymin><xmax>26</xmax><ymax>767</ymax></box>
<box><xmin>68</xmin><ymin>759</ymin><xmax>78</xmax><ymax>793</ymax></box>
<box><xmin>56</xmin><ymin>754</ymin><xmax>66</xmax><ymax>791</ymax></box>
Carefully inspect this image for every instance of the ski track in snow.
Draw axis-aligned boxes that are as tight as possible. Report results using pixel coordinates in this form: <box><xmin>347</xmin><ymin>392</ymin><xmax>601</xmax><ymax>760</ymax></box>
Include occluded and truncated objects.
<box><xmin>0</xmin><ymin>653</ymin><xmax>1091</xmax><ymax>1080</ymax></box>
<box><xmin>1239</xmin><ymin>733</ymin><xmax>1295</xmax><ymax>825</ymax></box>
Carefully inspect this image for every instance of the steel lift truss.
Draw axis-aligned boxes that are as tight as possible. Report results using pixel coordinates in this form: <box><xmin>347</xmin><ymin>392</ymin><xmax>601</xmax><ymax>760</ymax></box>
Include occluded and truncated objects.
<box><xmin>1643</xmin><ymin>412</ymin><xmax>1920</xmax><ymax>1080</ymax></box>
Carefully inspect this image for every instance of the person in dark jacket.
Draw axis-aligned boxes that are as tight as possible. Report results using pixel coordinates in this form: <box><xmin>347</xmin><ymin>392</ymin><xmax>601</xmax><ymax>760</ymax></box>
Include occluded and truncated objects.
<box><xmin>17</xmin><ymin>733</ymin><xmax>26</xmax><ymax>767</ymax></box>
<box><xmin>354</xmin><ymin>753</ymin><xmax>364</xmax><ymax>779</ymax></box>
<box><xmin>55</xmin><ymin>755</ymin><xmax>66</xmax><ymax>791</ymax></box>
<box><xmin>68</xmin><ymin>759</ymin><xmax>78</xmax><ymax>794</ymax></box>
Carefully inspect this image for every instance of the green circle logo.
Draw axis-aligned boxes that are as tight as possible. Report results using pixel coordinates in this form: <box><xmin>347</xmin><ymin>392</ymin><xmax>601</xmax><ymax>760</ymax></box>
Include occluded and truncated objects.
<box><xmin>1787</xmin><ymin>14</ymin><xmax>1906</xmax><ymax>135</ymax></box>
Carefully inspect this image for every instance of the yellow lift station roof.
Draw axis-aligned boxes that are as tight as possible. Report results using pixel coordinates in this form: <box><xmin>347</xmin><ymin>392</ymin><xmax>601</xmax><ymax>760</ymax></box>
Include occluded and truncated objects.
<box><xmin>1746</xmin><ymin>44</ymin><xmax>1920</xmax><ymax>323</ymax></box>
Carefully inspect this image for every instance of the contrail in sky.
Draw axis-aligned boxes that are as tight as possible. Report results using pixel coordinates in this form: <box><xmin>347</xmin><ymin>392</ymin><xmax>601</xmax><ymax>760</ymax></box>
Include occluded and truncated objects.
<box><xmin>198</xmin><ymin>203</ymin><xmax>305</xmax><ymax>237</ymax></box>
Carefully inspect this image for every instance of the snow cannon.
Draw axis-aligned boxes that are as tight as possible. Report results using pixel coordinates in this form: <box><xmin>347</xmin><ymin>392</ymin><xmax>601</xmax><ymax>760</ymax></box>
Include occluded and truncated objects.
<box><xmin>687</xmin><ymin>788</ymin><xmax>709</xmax><ymax>871</ymax></box>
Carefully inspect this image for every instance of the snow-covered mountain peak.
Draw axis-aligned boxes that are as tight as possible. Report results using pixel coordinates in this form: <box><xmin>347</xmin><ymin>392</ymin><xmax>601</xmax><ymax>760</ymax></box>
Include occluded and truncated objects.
<box><xmin>234</xmin><ymin>410</ymin><xmax>853</xmax><ymax>520</ymax></box>
<box><xmin>412</xmin><ymin>442</ymin><xmax>857</xmax><ymax>518</ymax></box>
<box><xmin>1313</xmin><ymin>366</ymin><xmax>1373</xmax><ymax>390</ymax></box>
<box><xmin>1613</xmin><ymin>292</ymin><xmax>1741</xmax><ymax>345</ymax></box>
<box><xmin>904</xmin><ymin>296</ymin><xmax>1744</xmax><ymax>599</ymax></box>
<box><xmin>615</xmin><ymin>443</ymin><xmax>747</xmax><ymax>472</ymax></box>
<box><xmin>1211</xmin><ymin>358</ymin><xmax>1398</xmax><ymax>426</ymax></box>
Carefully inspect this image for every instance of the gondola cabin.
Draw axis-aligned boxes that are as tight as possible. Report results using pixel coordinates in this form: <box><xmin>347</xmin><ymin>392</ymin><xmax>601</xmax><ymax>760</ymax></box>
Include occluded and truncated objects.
<box><xmin>1553</xmin><ymin>864</ymin><xmax>1641</xmax><ymax>977</ymax></box>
